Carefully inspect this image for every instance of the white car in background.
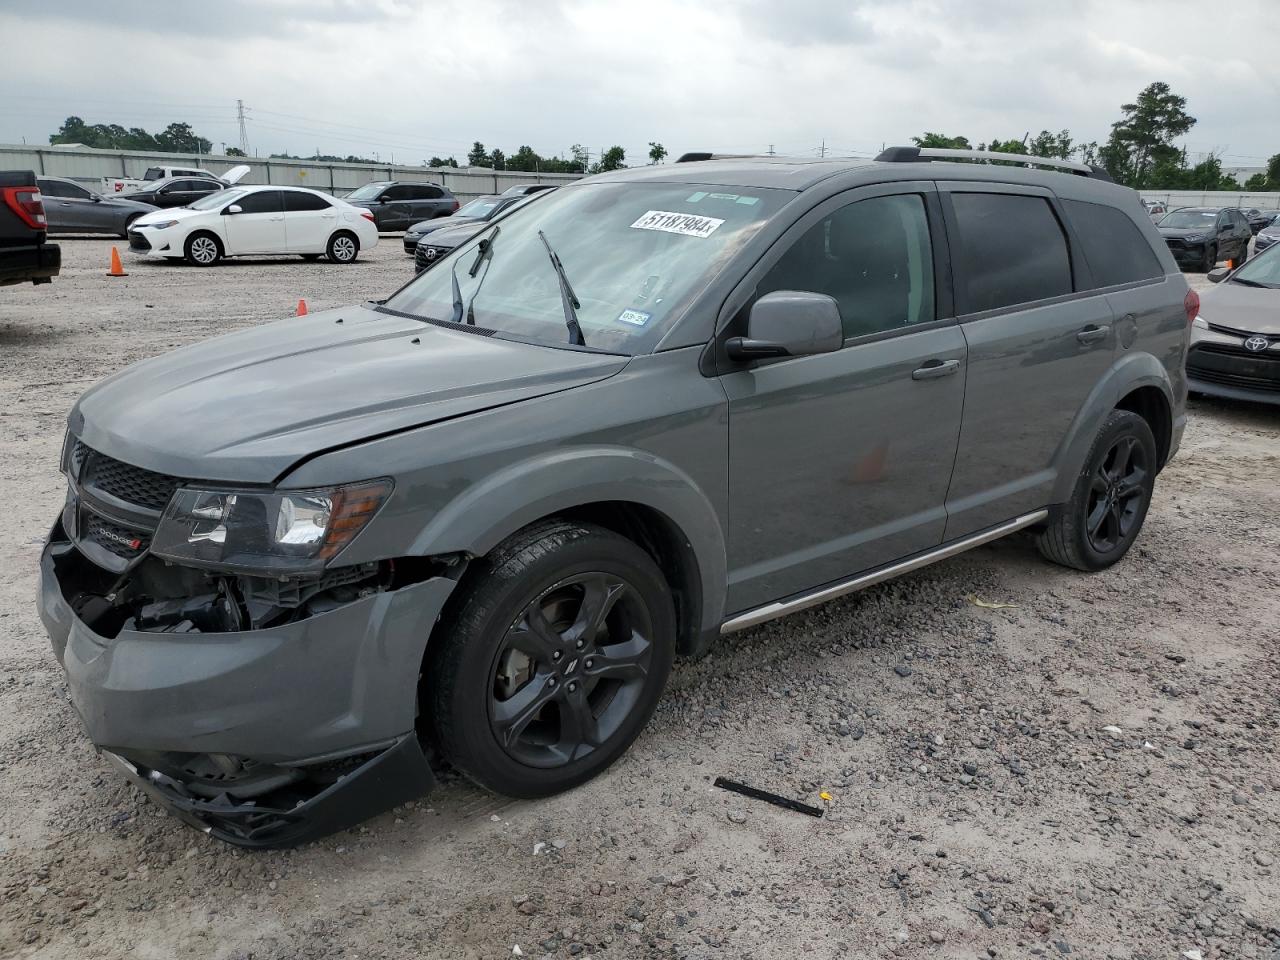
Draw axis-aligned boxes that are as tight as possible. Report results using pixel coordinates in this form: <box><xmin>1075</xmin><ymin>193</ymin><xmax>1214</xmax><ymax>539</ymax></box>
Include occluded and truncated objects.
<box><xmin>127</xmin><ymin>185</ymin><xmax>379</xmax><ymax>266</ymax></box>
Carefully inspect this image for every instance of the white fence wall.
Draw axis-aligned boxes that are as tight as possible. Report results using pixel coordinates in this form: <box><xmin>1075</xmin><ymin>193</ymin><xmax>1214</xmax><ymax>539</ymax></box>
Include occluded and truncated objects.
<box><xmin>0</xmin><ymin>144</ymin><xmax>581</xmax><ymax>202</ymax></box>
<box><xmin>1140</xmin><ymin>190</ymin><xmax>1280</xmax><ymax>211</ymax></box>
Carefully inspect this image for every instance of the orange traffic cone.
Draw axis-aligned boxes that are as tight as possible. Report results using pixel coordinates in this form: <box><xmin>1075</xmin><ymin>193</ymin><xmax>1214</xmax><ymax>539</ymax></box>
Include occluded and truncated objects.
<box><xmin>107</xmin><ymin>246</ymin><xmax>127</xmax><ymax>277</ymax></box>
<box><xmin>296</xmin><ymin>299</ymin><xmax>308</xmax><ymax>316</ymax></box>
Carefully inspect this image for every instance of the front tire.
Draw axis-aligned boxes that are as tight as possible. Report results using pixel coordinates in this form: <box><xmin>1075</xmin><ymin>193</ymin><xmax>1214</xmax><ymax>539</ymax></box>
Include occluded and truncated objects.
<box><xmin>184</xmin><ymin>231</ymin><xmax>222</xmax><ymax>267</ymax></box>
<box><xmin>427</xmin><ymin>520</ymin><xmax>676</xmax><ymax>799</ymax></box>
<box><xmin>119</xmin><ymin>214</ymin><xmax>141</xmax><ymax>239</ymax></box>
<box><xmin>1199</xmin><ymin>243</ymin><xmax>1216</xmax><ymax>273</ymax></box>
<box><xmin>1037</xmin><ymin>410</ymin><xmax>1158</xmax><ymax>572</ymax></box>
<box><xmin>327</xmin><ymin>231</ymin><xmax>359</xmax><ymax>263</ymax></box>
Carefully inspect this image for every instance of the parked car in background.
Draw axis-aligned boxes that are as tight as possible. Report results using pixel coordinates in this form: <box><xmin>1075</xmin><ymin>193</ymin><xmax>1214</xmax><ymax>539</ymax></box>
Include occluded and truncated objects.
<box><xmin>119</xmin><ymin>166</ymin><xmax>251</xmax><ymax>209</ymax></box>
<box><xmin>38</xmin><ymin>177</ymin><xmax>157</xmax><ymax>237</ymax></box>
<box><xmin>1240</xmin><ymin>208</ymin><xmax>1274</xmax><ymax>234</ymax></box>
<box><xmin>1254</xmin><ymin>218</ymin><xmax>1280</xmax><ymax>254</ymax></box>
<box><xmin>1143</xmin><ymin>199</ymin><xmax>1168</xmax><ymax>220</ymax></box>
<box><xmin>500</xmin><ymin>183</ymin><xmax>558</xmax><ymax>197</ymax></box>
<box><xmin>128</xmin><ymin>185</ymin><xmax>377</xmax><ymax>265</ymax></box>
<box><xmin>402</xmin><ymin>193</ymin><xmax>537</xmax><ymax>255</ymax></box>
<box><xmin>1</xmin><ymin>171</ymin><xmax>59</xmax><ymax>286</ymax></box>
<box><xmin>41</xmin><ymin>147</ymin><xmax>1191</xmax><ymax>846</ymax></box>
<box><xmin>1156</xmin><ymin>206</ymin><xmax>1252</xmax><ymax>272</ymax></box>
<box><xmin>1189</xmin><ymin>245</ymin><xmax>1280</xmax><ymax>403</ymax></box>
<box><xmin>411</xmin><ymin>191</ymin><xmax>550</xmax><ymax>271</ymax></box>
<box><xmin>104</xmin><ymin>164</ymin><xmax>247</xmax><ymax>196</ymax></box>
<box><xmin>341</xmin><ymin>181</ymin><xmax>457</xmax><ymax>231</ymax></box>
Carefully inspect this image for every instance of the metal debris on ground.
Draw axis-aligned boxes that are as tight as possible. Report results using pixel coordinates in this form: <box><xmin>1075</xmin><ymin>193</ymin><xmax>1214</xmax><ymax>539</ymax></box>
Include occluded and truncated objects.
<box><xmin>713</xmin><ymin>777</ymin><xmax>825</xmax><ymax>818</ymax></box>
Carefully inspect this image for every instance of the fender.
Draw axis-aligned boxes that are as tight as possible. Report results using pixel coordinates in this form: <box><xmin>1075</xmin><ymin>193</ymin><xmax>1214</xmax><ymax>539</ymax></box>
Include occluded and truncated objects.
<box><xmin>407</xmin><ymin>446</ymin><xmax>728</xmax><ymax>637</ymax></box>
<box><xmin>1049</xmin><ymin>350</ymin><xmax>1175</xmax><ymax>505</ymax></box>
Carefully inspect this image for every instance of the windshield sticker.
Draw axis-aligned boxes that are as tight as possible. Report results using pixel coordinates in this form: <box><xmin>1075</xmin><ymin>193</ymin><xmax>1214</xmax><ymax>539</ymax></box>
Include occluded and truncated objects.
<box><xmin>686</xmin><ymin>191</ymin><xmax>708</xmax><ymax>203</ymax></box>
<box><xmin>631</xmin><ymin>210</ymin><xmax>725</xmax><ymax>239</ymax></box>
<box><xmin>617</xmin><ymin>309</ymin><xmax>652</xmax><ymax>327</ymax></box>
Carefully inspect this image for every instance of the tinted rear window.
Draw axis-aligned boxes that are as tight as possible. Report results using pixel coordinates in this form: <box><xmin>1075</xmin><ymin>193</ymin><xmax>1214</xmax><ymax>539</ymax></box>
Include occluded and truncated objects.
<box><xmin>1062</xmin><ymin>199</ymin><xmax>1164</xmax><ymax>288</ymax></box>
<box><xmin>951</xmin><ymin>193</ymin><xmax>1072</xmax><ymax>313</ymax></box>
<box><xmin>283</xmin><ymin>191</ymin><xmax>332</xmax><ymax>212</ymax></box>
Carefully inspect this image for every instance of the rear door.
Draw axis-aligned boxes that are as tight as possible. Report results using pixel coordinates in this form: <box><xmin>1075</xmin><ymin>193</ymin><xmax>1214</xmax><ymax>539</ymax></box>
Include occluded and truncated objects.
<box><xmin>282</xmin><ymin>191</ymin><xmax>336</xmax><ymax>252</ymax></box>
<box><xmin>222</xmin><ymin>189</ymin><xmax>285</xmax><ymax>254</ymax></box>
<box><xmin>722</xmin><ymin>183</ymin><xmax>967</xmax><ymax>611</ymax></box>
<box><xmin>939</xmin><ymin>184</ymin><xmax>1116</xmax><ymax>539</ymax></box>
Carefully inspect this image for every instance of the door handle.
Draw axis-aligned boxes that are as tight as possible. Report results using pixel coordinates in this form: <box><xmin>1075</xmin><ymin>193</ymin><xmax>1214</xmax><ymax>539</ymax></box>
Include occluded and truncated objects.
<box><xmin>911</xmin><ymin>358</ymin><xmax>961</xmax><ymax>380</ymax></box>
<box><xmin>1076</xmin><ymin>324</ymin><xmax>1110</xmax><ymax>344</ymax></box>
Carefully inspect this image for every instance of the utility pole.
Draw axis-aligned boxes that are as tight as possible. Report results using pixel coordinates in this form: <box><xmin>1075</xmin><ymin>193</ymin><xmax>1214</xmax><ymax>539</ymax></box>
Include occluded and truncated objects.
<box><xmin>767</xmin><ymin>144</ymin><xmax>775</xmax><ymax>156</ymax></box>
<box><xmin>819</xmin><ymin>139</ymin><xmax>827</xmax><ymax>159</ymax></box>
<box><xmin>236</xmin><ymin>99</ymin><xmax>250</xmax><ymax>155</ymax></box>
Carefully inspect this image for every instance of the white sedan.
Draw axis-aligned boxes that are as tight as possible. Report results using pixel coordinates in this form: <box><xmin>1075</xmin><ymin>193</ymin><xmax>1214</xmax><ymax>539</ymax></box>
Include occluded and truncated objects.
<box><xmin>127</xmin><ymin>185</ymin><xmax>379</xmax><ymax>266</ymax></box>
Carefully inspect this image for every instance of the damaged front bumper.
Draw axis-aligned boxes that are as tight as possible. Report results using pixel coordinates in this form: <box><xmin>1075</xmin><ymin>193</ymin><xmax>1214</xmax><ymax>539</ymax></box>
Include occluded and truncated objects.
<box><xmin>38</xmin><ymin>526</ymin><xmax>456</xmax><ymax>847</ymax></box>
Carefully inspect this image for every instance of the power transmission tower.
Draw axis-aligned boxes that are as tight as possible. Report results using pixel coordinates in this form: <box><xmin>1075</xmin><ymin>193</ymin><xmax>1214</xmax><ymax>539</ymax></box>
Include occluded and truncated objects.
<box><xmin>767</xmin><ymin>144</ymin><xmax>775</xmax><ymax>156</ymax></box>
<box><xmin>819</xmin><ymin>139</ymin><xmax>827</xmax><ymax>158</ymax></box>
<box><xmin>236</xmin><ymin>100</ymin><xmax>250</xmax><ymax>155</ymax></box>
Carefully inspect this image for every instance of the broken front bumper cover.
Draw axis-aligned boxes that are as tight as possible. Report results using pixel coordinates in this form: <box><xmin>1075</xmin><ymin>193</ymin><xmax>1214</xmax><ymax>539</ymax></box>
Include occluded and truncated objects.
<box><xmin>103</xmin><ymin>735</ymin><xmax>433</xmax><ymax>848</ymax></box>
<box><xmin>38</xmin><ymin>528</ymin><xmax>454</xmax><ymax>847</ymax></box>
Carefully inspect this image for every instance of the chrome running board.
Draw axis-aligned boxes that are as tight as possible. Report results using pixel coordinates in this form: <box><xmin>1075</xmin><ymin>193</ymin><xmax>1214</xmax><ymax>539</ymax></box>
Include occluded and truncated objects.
<box><xmin>719</xmin><ymin>509</ymin><xmax>1048</xmax><ymax>634</ymax></box>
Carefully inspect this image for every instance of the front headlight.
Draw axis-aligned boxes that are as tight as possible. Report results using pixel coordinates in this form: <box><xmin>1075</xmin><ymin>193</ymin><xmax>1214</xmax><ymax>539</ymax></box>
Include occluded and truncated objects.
<box><xmin>151</xmin><ymin>479</ymin><xmax>391</xmax><ymax>574</ymax></box>
<box><xmin>1184</xmin><ymin>234</ymin><xmax>1207</xmax><ymax>243</ymax></box>
<box><xmin>146</xmin><ymin>219</ymin><xmax>179</xmax><ymax>229</ymax></box>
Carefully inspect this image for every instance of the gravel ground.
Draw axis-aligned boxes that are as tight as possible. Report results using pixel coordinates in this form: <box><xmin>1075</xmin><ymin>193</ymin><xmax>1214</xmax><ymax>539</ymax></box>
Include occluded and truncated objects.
<box><xmin>1</xmin><ymin>238</ymin><xmax>1277</xmax><ymax>960</ymax></box>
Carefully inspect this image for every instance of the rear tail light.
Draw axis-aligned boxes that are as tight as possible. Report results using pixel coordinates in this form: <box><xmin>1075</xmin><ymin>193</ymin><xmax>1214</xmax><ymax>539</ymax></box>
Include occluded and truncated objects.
<box><xmin>1183</xmin><ymin>288</ymin><xmax>1200</xmax><ymax>327</ymax></box>
<box><xmin>359</xmin><ymin>210</ymin><xmax>375</xmax><ymax>223</ymax></box>
<box><xmin>2</xmin><ymin>186</ymin><xmax>47</xmax><ymax>229</ymax></box>
<box><xmin>451</xmin><ymin>199</ymin><xmax>460</xmax><ymax>212</ymax></box>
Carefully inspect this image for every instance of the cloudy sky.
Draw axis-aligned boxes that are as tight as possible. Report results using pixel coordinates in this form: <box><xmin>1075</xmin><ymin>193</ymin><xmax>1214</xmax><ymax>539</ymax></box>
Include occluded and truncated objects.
<box><xmin>1</xmin><ymin>0</ymin><xmax>1276</xmax><ymax>168</ymax></box>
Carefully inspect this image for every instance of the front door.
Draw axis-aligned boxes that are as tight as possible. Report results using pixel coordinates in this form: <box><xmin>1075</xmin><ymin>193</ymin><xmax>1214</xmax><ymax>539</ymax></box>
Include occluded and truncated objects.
<box><xmin>722</xmin><ymin>185</ymin><xmax>966</xmax><ymax>613</ymax></box>
<box><xmin>222</xmin><ymin>189</ymin><xmax>286</xmax><ymax>254</ymax></box>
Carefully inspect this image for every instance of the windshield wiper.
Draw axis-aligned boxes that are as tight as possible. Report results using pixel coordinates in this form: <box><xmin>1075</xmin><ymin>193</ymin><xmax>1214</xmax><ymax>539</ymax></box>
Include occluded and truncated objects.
<box><xmin>446</xmin><ymin>226</ymin><xmax>502</xmax><ymax>327</ymax></box>
<box><xmin>1230</xmin><ymin>277</ymin><xmax>1269</xmax><ymax>287</ymax></box>
<box><xmin>537</xmin><ymin>230</ymin><xmax>585</xmax><ymax>346</ymax></box>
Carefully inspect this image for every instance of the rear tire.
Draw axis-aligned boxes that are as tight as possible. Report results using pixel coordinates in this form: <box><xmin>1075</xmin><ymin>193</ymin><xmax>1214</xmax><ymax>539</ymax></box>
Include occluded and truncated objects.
<box><xmin>184</xmin><ymin>231</ymin><xmax>222</xmax><ymax>267</ymax></box>
<box><xmin>327</xmin><ymin>231</ymin><xmax>359</xmax><ymax>264</ymax></box>
<box><xmin>1037</xmin><ymin>410</ymin><xmax>1158</xmax><ymax>572</ymax></box>
<box><xmin>427</xmin><ymin>520</ymin><xmax>675</xmax><ymax>799</ymax></box>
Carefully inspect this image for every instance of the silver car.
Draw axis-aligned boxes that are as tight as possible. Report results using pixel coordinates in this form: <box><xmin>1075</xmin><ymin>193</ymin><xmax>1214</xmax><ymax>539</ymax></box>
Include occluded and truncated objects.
<box><xmin>38</xmin><ymin>177</ymin><xmax>157</xmax><ymax>237</ymax></box>
<box><xmin>1190</xmin><ymin>245</ymin><xmax>1280</xmax><ymax>403</ymax></box>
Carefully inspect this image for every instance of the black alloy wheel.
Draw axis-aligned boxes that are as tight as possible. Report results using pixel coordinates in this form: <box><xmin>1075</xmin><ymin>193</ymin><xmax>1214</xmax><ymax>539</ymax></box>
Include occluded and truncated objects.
<box><xmin>1083</xmin><ymin>434</ymin><xmax>1148</xmax><ymax>555</ymax></box>
<box><xmin>489</xmin><ymin>572</ymin><xmax>654</xmax><ymax>768</ymax></box>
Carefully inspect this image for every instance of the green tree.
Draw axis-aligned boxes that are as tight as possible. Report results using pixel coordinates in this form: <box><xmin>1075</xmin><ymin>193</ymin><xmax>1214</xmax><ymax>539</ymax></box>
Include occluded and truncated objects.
<box><xmin>155</xmin><ymin>121</ymin><xmax>211</xmax><ymax>153</ymax></box>
<box><xmin>648</xmin><ymin>141</ymin><xmax>667</xmax><ymax>164</ymax></box>
<box><xmin>225</xmin><ymin>146</ymin><xmax>246</xmax><ymax>157</ymax></box>
<box><xmin>1244</xmin><ymin>172</ymin><xmax>1271</xmax><ymax>191</ymax></box>
<box><xmin>1027</xmin><ymin>129</ymin><xmax>1074</xmax><ymax>159</ymax></box>
<box><xmin>1267</xmin><ymin>153</ymin><xmax>1280</xmax><ymax>187</ymax></box>
<box><xmin>911</xmin><ymin>132</ymin><xmax>972</xmax><ymax>149</ymax></box>
<box><xmin>466</xmin><ymin>141</ymin><xmax>490</xmax><ymax>167</ymax></box>
<box><xmin>593</xmin><ymin>145</ymin><xmax>626</xmax><ymax>173</ymax></box>
<box><xmin>489</xmin><ymin>148</ymin><xmax>506</xmax><ymax>171</ymax></box>
<box><xmin>1101</xmin><ymin>82</ymin><xmax>1196</xmax><ymax>188</ymax></box>
<box><xmin>507</xmin><ymin>145</ymin><xmax>540</xmax><ymax>172</ymax></box>
<box><xmin>428</xmin><ymin>156</ymin><xmax>458</xmax><ymax>168</ymax></box>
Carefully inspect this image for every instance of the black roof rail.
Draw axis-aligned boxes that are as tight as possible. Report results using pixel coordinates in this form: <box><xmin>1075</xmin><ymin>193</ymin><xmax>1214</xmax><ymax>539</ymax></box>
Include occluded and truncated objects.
<box><xmin>875</xmin><ymin>146</ymin><xmax>1113</xmax><ymax>182</ymax></box>
<box><xmin>675</xmin><ymin>152</ymin><xmax>775</xmax><ymax>163</ymax></box>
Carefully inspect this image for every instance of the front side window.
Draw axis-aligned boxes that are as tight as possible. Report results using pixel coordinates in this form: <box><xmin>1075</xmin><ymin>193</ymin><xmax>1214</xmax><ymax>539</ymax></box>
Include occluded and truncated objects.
<box><xmin>189</xmin><ymin>188</ymin><xmax>243</xmax><ymax>211</ymax></box>
<box><xmin>385</xmin><ymin>182</ymin><xmax>789</xmax><ymax>354</ymax></box>
<box><xmin>234</xmin><ymin>190</ymin><xmax>283</xmax><ymax>214</ymax></box>
<box><xmin>1062</xmin><ymin>199</ymin><xmax>1164</xmax><ymax>288</ymax></box>
<box><xmin>951</xmin><ymin>192</ymin><xmax>1072</xmax><ymax>313</ymax></box>
<box><xmin>757</xmin><ymin>194</ymin><xmax>936</xmax><ymax>339</ymax></box>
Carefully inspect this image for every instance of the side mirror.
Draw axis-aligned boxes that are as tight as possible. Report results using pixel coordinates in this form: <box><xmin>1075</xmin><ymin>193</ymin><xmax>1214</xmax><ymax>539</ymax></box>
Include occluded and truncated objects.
<box><xmin>90</xmin><ymin>194</ymin><xmax>102</xmax><ymax>202</ymax></box>
<box><xmin>225</xmin><ymin>204</ymin><xmax>243</xmax><ymax>215</ymax></box>
<box><xmin>1207</xmin><ymin>267</ymin><xmax>1230</xmax><ymax>283</ymax></box>
<box><xmin>725</xmin><ymin>290</ymin><xmax>843</xmax><ymax>362</ymax></box>
<box><xmin>378</xmin><ymin>196</ymin><xmax>389</xmax><ymax>203</ymax></box>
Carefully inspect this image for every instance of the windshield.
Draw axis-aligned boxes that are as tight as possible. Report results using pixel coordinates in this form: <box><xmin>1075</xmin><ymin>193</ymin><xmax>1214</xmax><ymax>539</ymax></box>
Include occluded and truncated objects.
<box><xmin>1231</xmin><ymin>245</ymin><xmax>1280</xmax><ymax>287</ymax></box>
<box><xmin>385</xmin><ymin>181</ymin><xmax>789</xmax><ymax>354</ymax></box>
<box><xmin>188</xmin><ymin>188</ymin><xmax>244</xmax><ymax>211</ymax></box>
<box><xmin>1159</xmin><ymin>209</ymin><xmax>1217</xmax><ymax>228</ymax></box>
<box><xmin>457</xmin><ymin>197</ymin><xmax>502</xmax><ymax>218</ymax></box>
<box><xmin>345</xmin><ymin>183</ymin><xmax>388</xmax><ymax>201</ymax></box>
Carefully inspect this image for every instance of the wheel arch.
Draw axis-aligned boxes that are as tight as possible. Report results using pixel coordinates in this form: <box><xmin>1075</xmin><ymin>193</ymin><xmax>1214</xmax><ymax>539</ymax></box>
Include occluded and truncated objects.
<box><xmin>401</xmin><ymin>449</ymin><xmax>727</xmax><ymax>656</ymax></box>
<box><xmin>1049</xmin><ymin>352</ymin><xmax>1176</xmax><ymax>505</ymax></box>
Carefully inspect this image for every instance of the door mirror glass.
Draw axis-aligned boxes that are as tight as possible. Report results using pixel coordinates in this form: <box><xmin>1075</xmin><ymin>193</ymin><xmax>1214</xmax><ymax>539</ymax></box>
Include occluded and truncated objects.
<box><xmin>726</xmin><ymin>290</ymin><xmax>844</xmax><ymax>361</ymax></box>
<box><xmin>1207</xmin><ymin>266</ymin><xmax>1230</xmax><ymax>283</ymax></box>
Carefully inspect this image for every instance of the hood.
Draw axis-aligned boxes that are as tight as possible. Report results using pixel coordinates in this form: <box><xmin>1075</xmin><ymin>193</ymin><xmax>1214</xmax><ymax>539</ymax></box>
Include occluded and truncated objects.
<box><xmin>417</xmin><ymin>221</ymin><xmax>487</xmax><ymax>248</ymax></box>
<box><xmin>221</xmin><ymin>164</ymin><xmax>251</xmax><ymax>185</ymax></box>
<box><xmin>407</xmin><ymin>216</ymin><xmax>477</xmax><ymax>237</ymax></box>
<box><xmin>133</xmin><ymin>206</ymin><xmax>208</xmax><ymax>225</ymax></box>
<box><xmin>69</xmin><ymin>304</ymin><xmax>627</xmax><ymax>484</ymax></box>
<box><xmin>1158</xmin><ymin>225</ymin><xmax>1214</xmax><ymax>239</ymax></box>
<box><xmin>1200</xmin><ymin>281</ymin><xmax>1280</xmax><ymax>335</ymax></box>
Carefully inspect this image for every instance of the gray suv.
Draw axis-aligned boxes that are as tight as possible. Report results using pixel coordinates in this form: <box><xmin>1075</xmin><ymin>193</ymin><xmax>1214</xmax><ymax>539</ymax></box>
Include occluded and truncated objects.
<box><xmin>39</xmin><ymin>147</ymin><xmax>1190</xmax><ymax>847</ymax></box>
